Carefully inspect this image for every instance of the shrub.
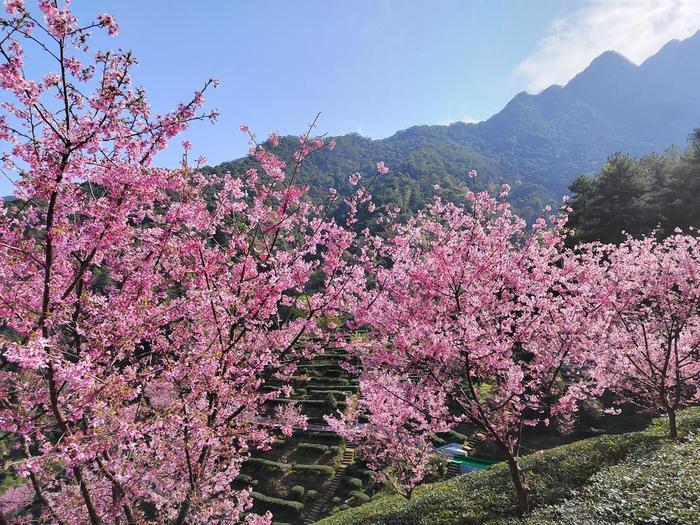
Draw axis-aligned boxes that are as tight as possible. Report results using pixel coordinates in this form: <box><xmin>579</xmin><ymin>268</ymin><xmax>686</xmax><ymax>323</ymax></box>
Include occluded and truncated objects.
<box><xmin>297</xmin><ymin>431</ymin><xmax>343</xmax><ymax>445</ymax></box>
<box><xmin>293</xmin><ymin>464</ymin><xmax>336</xmax><ymax>476</ymax></box>
<box><xmin>314</xmin><ymin>408</ymin><xmax>700</xmax><ymax>524</ymax></box>
<box><xmin>349</xmin><ymin>491</ymin><xmax>371</xmax><ymax>505</ymax></box>
<box><xmin>289</xmin><ymin>485</ymin><xmax>305</xmax><ymax>501</ymax></box>
<box><xmin>445</xmin><ymin>429</ymin><xmax>470</xmax><ymax>443</ymax></box>
<box><xmin>268</xmin><ymin>398</ymin><xmax>326</xmax><ymax>406</ymax></box>
<box><xmin>309</xmin><ymin>389</ymin><xmax>351</xmax><ymax>397</ymax></box>
<box><xmin>296</xmin><ymin>443</ymin><xmax>329</xmax><ymax>453</ymax></box>
<box><xmin>244</xmin><ymin>457</ymin><xmax>288</xmax><ymax>471</ymax></box>
<box><xmin>307</xmin><ymin>489</ymin><xmax>319</xmax><ymax>500</ymax></box>
<box><xmin>308</xmin><ymin>384</ymin><xmax>359</xmax><ymax>392</ymax></box>
<box><xmin>424</xmin><ymin>454</ymin><xmax>451</xmax><ymax>483</ymax></box>
<box><xmin>325</xmin><ymin>393</ymin><xmax>338</xmax><ymax>409</ymax></box>
<box><xmin>250</xmin><ymin>492</ymin><xmax>304</xmax><ymax>513</ymax></box>
<box><xmin>344</xmin><ymin>477</ymin><xmax>363</xmax><ymax>490</ymax></box>
<box><xmin>308</xmin><ymin>378</ymin><xmax>350</xmax><ymax>386</ymax></box>
<box><xmin>577</xmin><ymin>398</ymin><xmax>604</xmax><ymax>428</ymax></box>
<box><xmin>522</xmin><ymin>433</ymin><xmax>700</xmax><ymax>525</ymax></box>
<box><xmin>431</xmin><ymin>435</ymin><xmax>447</xmax><ymax>446</ymax></box>
<box><xmin>234</xmin><ymin>474</ymin><xmax>254</xmax><ymax>484</ymax></box>
<box><xmin>289</xmin><ymin>442</ymin><xmax>331</xmax><ymax>464</ymax></box>
<box><xmin>345</xmin><ymin>465</ymin><xmax>375</xmax><ymax>482</ymax></box>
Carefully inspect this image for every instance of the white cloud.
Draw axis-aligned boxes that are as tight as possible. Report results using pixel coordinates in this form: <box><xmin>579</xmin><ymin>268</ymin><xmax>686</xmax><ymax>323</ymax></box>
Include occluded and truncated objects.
<box><xmin>515</xmin><ymin>0</ymin><xmax>700</xmax><ymax>93</ymax></box>
<box><xmin>460</xmin><ymin>114</ymin><xmax>480</xmax><ymax>124</ymax></box>
<box><xmin>438</xmin><ymin>113</ymin><xmax>480</xmax><ymax>126</ymax></box>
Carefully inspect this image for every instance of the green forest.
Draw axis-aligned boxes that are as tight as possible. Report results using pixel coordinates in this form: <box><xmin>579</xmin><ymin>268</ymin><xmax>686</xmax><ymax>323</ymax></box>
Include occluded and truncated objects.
<box><xmin>206</xmin><ymin>126</ymin><xmax>700</xmax><ymax>243</ymax></box>
<box><xmin>567</xmin><ymin>128</ymin><xmax>700</xmax><ymax>243</ymax></box>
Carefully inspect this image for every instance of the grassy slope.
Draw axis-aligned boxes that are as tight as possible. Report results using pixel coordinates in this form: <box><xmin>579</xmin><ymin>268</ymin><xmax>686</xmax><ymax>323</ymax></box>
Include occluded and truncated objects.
<box><xmin>316</xmin><ymin>408</ymin><xmax>700</xmax><ymax>525</ymax></box>
<box><xmin>519</xmin><ymin>431</ymin><xmax>700</xmax><ymax>524</ymax></box>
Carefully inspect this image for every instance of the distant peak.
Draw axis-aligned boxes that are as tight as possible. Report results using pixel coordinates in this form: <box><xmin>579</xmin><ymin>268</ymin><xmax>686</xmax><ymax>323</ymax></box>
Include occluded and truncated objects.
<box><xmin>585</xmin><ymin>50</ymin><xmax>635</xmax><ymax>70</ymax></box>
<box><xmin>566</xmin><ymin>50</ymin><xmax>636</xmax><ymax>90</ymax></box>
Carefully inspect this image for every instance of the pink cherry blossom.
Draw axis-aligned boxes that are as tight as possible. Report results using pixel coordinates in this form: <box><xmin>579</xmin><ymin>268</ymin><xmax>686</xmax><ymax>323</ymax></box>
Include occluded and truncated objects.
<box><xmin>97</xmin><ymin>13</ymin><xmax>119</xmax><ymax>36</ymax></box>
<box><xmin>0</xmin><ymin>4</ymin><xmax>360</xmax><ymax>523</ymax></box>
<box><xmin>590</xmin><ymin>233</ymin><xmax>700</xmax><ymax>437</ymax></box>
<box><xmin>328</xmin><ymin>191</ymin><xmax>611</xmax><ymax>512</ymax></box>
<box><xmin>267</xmin><ymin>130</ymin><xmax>281</xmax><ymax>147</ymax></box>
<box><xmin>4</xmin><ymin>0</ymin><xmax>24</xmax><ymax>15</ymax></box>
<box><xmin>0</xmin><ymin>484</ymin><xmax>33</xmax><ymax>518</ymax></box>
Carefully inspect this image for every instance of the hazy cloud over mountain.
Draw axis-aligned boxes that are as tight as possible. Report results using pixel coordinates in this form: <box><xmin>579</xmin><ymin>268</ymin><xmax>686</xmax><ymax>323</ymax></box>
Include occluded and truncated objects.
<box><xmin>515</xmin><ymin>0</ymin><xmax>700</xmax><ymax>92</ymax></box>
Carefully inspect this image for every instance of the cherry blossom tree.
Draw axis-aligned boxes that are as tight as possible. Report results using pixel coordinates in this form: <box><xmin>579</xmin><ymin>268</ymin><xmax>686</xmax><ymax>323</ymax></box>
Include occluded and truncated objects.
<box><xmin>593</xmin><ymin>232</ymin><xmax>700</xmax><ymax>438</ymax></box>
<box><xmin>0</xmin><ymin>2</ymin><xmax>356</xmax><ymax>523</ymax></box>
<box><xmin>328</xmin><ymin>184</ymin><xmax>612</xmax><ymax>513</ymax></box>
<box><xmin>327</xmin><ymin>372</ymin><xmax>449</xmax><ymax>499</ymax></box>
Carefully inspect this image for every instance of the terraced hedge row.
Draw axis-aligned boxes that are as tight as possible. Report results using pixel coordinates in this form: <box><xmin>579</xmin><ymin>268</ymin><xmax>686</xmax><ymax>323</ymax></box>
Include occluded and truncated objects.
<box><xmin>239</xmin><ymin>343</ymin><xmax>357</xmax><ymax>524</ymax></box>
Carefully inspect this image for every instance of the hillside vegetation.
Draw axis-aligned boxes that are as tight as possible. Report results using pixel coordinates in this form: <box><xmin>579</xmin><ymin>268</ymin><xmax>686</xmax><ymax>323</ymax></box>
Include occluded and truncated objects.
<box><xmin>567</xmin><ymin>128</ymin><xmax>700</xmax><ymax>244</ymax></box>
<box><xmin>316</xmin><ymin>408</ymin><xmax>700</xmax><ymax>525</ymax></box>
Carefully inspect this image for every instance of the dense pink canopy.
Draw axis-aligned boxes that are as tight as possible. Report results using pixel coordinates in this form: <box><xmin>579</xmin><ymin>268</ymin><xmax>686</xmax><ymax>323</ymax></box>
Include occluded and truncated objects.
<box><xmin>0</xmin><ymin>3</ymin><xmax>357</xmax><ymax>523</ymax></box>
<box><xmin>327</xmin><ymin>188</ymin><xmax>615</xmax><ymax>507</ymax></box>
<box><xmin>592</xmin><ymin>232</ymin><xmax>700</xmax><ymax>437</ymax></box>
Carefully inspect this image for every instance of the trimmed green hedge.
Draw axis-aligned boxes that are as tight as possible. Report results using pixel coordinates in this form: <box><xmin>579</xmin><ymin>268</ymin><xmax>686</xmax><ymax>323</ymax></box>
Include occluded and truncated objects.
<box><xmin>309</xmin><ymin>389</ymin><xmax>353</xmax><ymax>396</ymax></box>
<box><xmin>235</xmin><ymin>474</ymin><xmax>255</xmax><ymax>484</ymax></box>
<box><xmin>296</xmin><ymin>431</ymin><xmax>343</xmax><ymax>445</ymax></box>
<box><xmin>251</xmin><ymin>491</ymin><xmax>304</xmax><ymax>513</ymax></box>
<box><xmin>244</xmin><ymin>457</ymin><xmax>289</xmax><ymax>473</ymax></box>
<box><xmin>345</xmin><ymin>464</ymin><xmax>375</xmax><ymax>483</ymax></box>
<box><xmin>289</xmin><ymin>485</ymin><xmax>305</xmax><ymax>501</ymax></box>
<box><xmin>344</xmin><ymin>477</ymin><xmax>363</xmax><ymax>490</ymax></box>
<box><xmin>306</xmin><ymin>378</ymin><xmax>350</xmax><ymax>386</ymax></box>
<box><xmin>296</xmin><ymin>442</ymin><xmax>330</xmax><ymax>453</ymax></box>
<box><xmin>267</xmin><ymin>398</ymin><xmax>349</xmax><ymax>409</ymax></box>
<box><xmin>292</xmin><ymin>464</ymin><xmax>336</xmax><ymax>476</ymax></box>
<box><xmin>349</xmin><ymin>491</ymin><xmax>371</xmax><ymax>504</ymax></box>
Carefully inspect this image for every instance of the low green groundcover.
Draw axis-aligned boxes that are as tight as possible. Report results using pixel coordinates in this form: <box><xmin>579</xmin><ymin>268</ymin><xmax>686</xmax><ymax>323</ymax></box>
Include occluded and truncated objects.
<box><xmin>519</xmin><ymin>432</ymin><xmax>700</xmax><ymax>525</ymax></box>
<box><xmin>316</xmin><ymin>408</ymin><xmax>700</xmax><ymax>525</ymax></box>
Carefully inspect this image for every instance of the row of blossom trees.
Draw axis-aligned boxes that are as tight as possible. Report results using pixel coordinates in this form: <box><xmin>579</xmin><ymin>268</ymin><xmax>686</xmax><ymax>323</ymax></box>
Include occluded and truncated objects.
<box><xmin>327</xmin><ymin>184</ymin><xmax>700</xmax><ymax>513</ymax></box>
<box><xmin>0</xmin><ymin>1</ymin><xmax>699</xmax><ymax>523</ymax></box>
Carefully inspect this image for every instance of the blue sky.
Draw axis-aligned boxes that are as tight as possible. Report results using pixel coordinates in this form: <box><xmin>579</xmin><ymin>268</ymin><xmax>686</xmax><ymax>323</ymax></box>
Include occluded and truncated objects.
<box><xmin>3</xmin><ymin>0</ymin><xmax>700</xmax><ymax>195</ymax></box>
<box><xmin>87</xmin><ymin>0</ymin><xmax>582</xmax><ymax>163</ymax></box>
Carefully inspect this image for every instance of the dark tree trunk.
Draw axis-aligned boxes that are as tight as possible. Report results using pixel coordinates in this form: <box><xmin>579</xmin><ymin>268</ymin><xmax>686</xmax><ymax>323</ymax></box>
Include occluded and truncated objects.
<box><xmin>506</xmin><ymin>455</ymin><xmax>530</xmax><ymax>514</ymax></box>
<box><xmin>668</xmin><ymin>408</ymin><xmax>678</xmax><ymax>438</ymax></box>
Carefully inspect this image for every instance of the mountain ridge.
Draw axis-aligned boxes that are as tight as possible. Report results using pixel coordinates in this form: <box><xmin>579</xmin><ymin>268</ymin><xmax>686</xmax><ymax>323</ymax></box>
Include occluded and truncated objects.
<box><xmin>208</xmin><ymin>31</ymin><xmax>700</xmax><ymax>220</ymax></box>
